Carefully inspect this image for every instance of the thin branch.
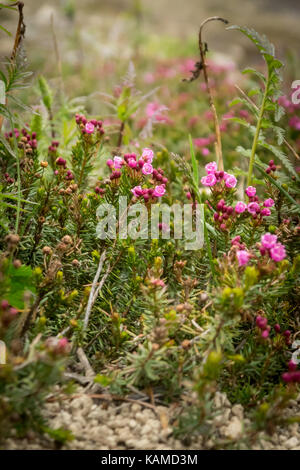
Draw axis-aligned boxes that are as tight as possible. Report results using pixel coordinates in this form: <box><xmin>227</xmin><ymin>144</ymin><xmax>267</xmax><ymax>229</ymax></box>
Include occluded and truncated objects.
<box><xmin>83</xmin><ymin>249</ymin><xmax>107</xmax><ymax>330</ymax></box>
<box><xmin>77</xmin><ymin>347</ymin><xmax>94</xmax><ymax>377</ymax></box>
<box><xmin>11</xmin><ymin>1</ymin><xmax>25</xmax><ymax>62</ymax></box>
<box><xmin>198</xmin><ymin>17</ymin><xmax>228</xmax><ymax>171</ymax></box>
<box><xmin>0</xmin><ymin>1</ymin><xmax>25</xmax><ymax>132</ymax></box>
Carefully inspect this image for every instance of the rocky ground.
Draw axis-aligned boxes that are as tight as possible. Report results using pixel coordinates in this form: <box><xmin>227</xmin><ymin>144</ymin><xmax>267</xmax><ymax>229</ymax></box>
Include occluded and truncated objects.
<box><xmin>4</xmin><ymin>389</ymin><xmax>300</xmax><ymax>450</ymax></box>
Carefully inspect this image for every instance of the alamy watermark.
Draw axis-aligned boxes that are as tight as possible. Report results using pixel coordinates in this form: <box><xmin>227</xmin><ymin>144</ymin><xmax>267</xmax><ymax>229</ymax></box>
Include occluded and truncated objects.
<box><xmin>96</xmin><ymin>197</ymin><xmax>204</xmax><ymax>251</ymax></box>
<box><xmin>291</xmin><ymin>80</ymin><xmax>300</xmax><ymax>105</ymax></box>
<box><xmin>0</xmin><ymin>340</ymin><xmax>6</xmax><ymax>365</ymax></box>
<box><xmin>292</xmin><ymin>340</ymin><xmax>300</xmax><ymax>365</ymax></box>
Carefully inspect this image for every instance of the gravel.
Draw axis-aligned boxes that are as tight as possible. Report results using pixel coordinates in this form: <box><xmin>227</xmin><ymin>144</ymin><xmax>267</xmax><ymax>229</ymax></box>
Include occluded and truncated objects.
<box><xmin>4</xmin><ymin>389</ymin><xmax>300</xmax><ymax>450</ymax></box>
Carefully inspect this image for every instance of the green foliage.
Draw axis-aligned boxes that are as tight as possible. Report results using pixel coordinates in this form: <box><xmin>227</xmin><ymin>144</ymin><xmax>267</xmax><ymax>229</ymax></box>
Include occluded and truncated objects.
<box><xmin>38</xmin><ymin>76</ymin><xmax>53</xmax><ymax>112</ymax></box>
<box><xmin>227</xmin><ymin>25</ymin><xmax>289</xmax><ymax>186</ymax></box>
<box><xmin>0</xmin><ymin>13</ymin><xmax>299</xmax><ymax>449</ymax></box>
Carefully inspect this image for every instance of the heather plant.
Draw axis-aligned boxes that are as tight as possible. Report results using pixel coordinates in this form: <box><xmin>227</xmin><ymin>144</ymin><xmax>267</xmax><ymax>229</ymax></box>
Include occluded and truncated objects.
<box><xmin>0</xmin><ymin>3</ymin><xmax>299</xmax><ymax>449</ymax></box>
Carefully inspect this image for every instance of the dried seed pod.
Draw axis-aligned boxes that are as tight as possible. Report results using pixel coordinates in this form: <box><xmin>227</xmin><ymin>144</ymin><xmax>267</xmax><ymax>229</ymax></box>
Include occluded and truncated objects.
<box><xmin>62</xmin><ymin>235</ymin><xmax>72</xmax><ymax>245</ymax></box>
<box><xmin>13</xmin><ymin>259</ymin><xmax>22</xmax><ymax>269</ymax></box>
<box><xmin>42</xmin><ymin>246</ymin><xmax>52</xmax><ymax>255</ymax></box>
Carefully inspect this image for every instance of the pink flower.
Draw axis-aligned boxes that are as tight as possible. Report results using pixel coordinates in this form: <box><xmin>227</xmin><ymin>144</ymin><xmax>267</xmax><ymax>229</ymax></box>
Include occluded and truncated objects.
<box><xmin>9</xmin><ymin>307</ymin><xmax>18</xmax><ymax>315</ymax></box>
<box><xmin>58</xmin><ymin>337</ymin><xmax>69</xmax><ymax>349</ymax></box>
<box><xmin>245</xmin><ymin>186</ymin><xmax>256</xmax><ymax>197</ymax></box>
<box><xmin>261</xmin><ymin>208</ymin><xmax>271</xmax><ymax>216</ymax></box>
<box><xmin>263</xmin><ymin>198</ymin><xmax>274</xmax><ymax>207</ymax></box>
<box><xmin>158</xmin><ymin>222</ymin><xmax>169</xmax><ymax>232</ymax></box>
<box><xmin>288</xmin><ymin>360</ymin><xmax>297</xmax><ymax>371</ymax></box>
<box><xmin>153</xmin><ymin>185</ymin><xmax>166</xmax><ymax>197</ymax></box>
<box><xmin>289</xmin><ymin>116</ymin><xmax>300</xmax><ymax>131</ymax></box>
<box><xmin>278</xmin><ymin>95</ymin><xmax>291</xmax><ymax>109</ymax></box>
<box><xmin>261</xmin><ymin>233</ymin><xmax>277</xmax><ymax>249</ymax></box>
<box><xmin>193</xmin><ymin>137</ymin><xmax>211</xmax><ymax>148</ymax></box>
<box><xmin>56</xmin><ymin>157</ymin><xmax>66</xmax><ymax>167</ymax></box>
<box><xmin>142</xmin><ymin>163</ymin><xmax>153</xmax><ymax>175</ymax></box>
<box><xmin>239</xmin><ymin>109</ymin><xmax>250</xmax><ymax>120</ymax></box>
<box><xmin>247</xmin><ymin>202</ymin><xmax>260</xmax><ymax>215</ymax></box>
<box><xmin>113</xmin><ymin>156</ymin><xmax>124</xmax><ymax>169</ymax></box>
<box><xmin>270</xmin><ymin>243</ymin><xmax>286</xmax><ymax>262</ymax></box>
<box><xmin>225</xmin><ymin>174</ymin><xmax>237</xmax><ymax>188</ymax></box>
<box><xmin>202</xmin><ymin>148</ymin><xmax>210</xmax><ymax>156</ymax></box>
<box><xmin>205</xmin><ymin>161</ymin><xmax>217</xmax><ymax>174</ymax></box>
<box><xmin>128</xmin><ymin>158</ymin><xmax>138</xmax><ymax>169</ymax></box>
<box><xmin>141</xmin><ymin>148</ymin><xmax>154</xmax><ymax>163</ymax></box>
<box><xmin>223</xmin><ymin>172</ymin><xmax>232</xmax><ymax>181</ymax></box>
<box><xmin>231</xmin><ymin>235</ymin><xmax>241</xmax><ymax>246</ymax></box>
<box><xmin>235</xmin><ymin>201</ymin><xmax>247</xmax><ymax>214</ymax></box>
<box><xmin>146</xmin><ymin>102</ymin><xmax>168</xmax><ymax>122</ymax></box>
<box><xmin>131</xmin><ymin>185</ymin><xmax>143</xmax><ymax>197</ymax></box>
<box><xmin>106</xmin><ymin>159</ymin><xmax>113</xmax><ymax>168</ymax></box>
<box><xmin>261</xmin><ymin>329</ymin><xmax>269</xmax><ymax>339</ymax></box>
<box><xmin>256</xmin><ymin>316</ymin><xmax>268</xmax><ymax>329</ymax></box>
<box><xmin>236</xmin><ymin>250</ymin><xmax>250</xmax><ymax>266</ymax></box>
<box><xmin>274</xmin><ymin>323</ymin><xmax>281</xmax><ymax>333</ymax></box>
<box><xmin>201</xmin><ymin>174</ymin><xmax>217</xmax><ymax>187</ymax></box>
<box><xmin>150</xmin><ymin>278</ymin><xmax>165</xmax><ymax>287</ymax></box>
<box><xmin>85</xmin><ymin>122</ymin><xmax>95</xmax><ymax>134</ymax></box>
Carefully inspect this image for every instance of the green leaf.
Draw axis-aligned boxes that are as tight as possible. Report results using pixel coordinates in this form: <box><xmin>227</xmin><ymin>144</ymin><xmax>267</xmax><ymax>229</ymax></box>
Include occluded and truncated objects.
<box><xmin>258</xmin><ymin>140</ymin><xmax>299</xmax><ymax>180</ymax></box>
<box><xmin>38</xmin><ymin>76</ymin><xmax>53</xmax><ymax>111</ymax></box>
<box><xmin>43</xmin><ymin>427</ymin><xmax>74</xmax><ymax>443</ymax></box>
<box><xmin>189</xmin><ymin>134</ymin><xmax>198</xmax><ymax>185</ymax></box>
<box><xmin>254</xmin><ymin>163</ymin><xmax>300</xmax><ymax>211</ymax></box>
<box><xmin>94</xmin><ymin>374</ymin><xmax>112</xmax><ymax>386</ymax></box>
<box><xmin>0</xmin><ymin>24</ymin><xmax>12</xmax><ymax>36</ymax></box>
<box><xmin>0</xmin><ymin>132</ymin><xmax>17</xmax><ymax>158</ymax></box>
<box><xmin>7</xmin><ymin>265</ymin><xmax>36</xmax><ymax>309</ymax></box>
<box><xmin>242</xmin><ymin>68</ymin><xmax>266</xmax><ymax>84</ymax></box>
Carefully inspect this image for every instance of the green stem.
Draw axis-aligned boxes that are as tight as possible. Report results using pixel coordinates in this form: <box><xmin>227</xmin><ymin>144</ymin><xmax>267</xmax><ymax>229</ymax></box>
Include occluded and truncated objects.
<box><xmin>247</xmin><ymin>82</ymin><xmax>269</xmax><ymax>186</ymax></box>
<box><xmin>15</xmin><ymin>150</ymin><xmax>21</xmax><ymax>233</ymax></box>
<box><xmin>9</xmin><ymin>117</ymin><xmax>21</xmax><ymax>233</ymax></box>
<box><xmin>204</xmin><ymin>209</ymin><xmax>216</xmax><ymax>281</ymax></box>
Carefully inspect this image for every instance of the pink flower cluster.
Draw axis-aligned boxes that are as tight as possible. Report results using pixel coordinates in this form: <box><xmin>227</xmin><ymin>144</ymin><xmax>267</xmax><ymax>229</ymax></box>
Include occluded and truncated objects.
<box><xmin>5</xmin><ymin>127</ymin><xmax>38</xmax><ymax>150</ymax></box>
<box><xmin>146</xmin><ymin>102</ymin><xmax>169</xmax><ymax>123</ymax></box>
<box><xmin>233</xmin><ymin>186</ymin><xmax>275</xmax><ymax>220</ymax></box>
<box><xmin>289</xmin><ymin>116</ymin><xmax>300</xmax><ymax>131</ymax></box>
<box><xmin>48</xmin><ymin>140</ymin><xmax>59</xmax><ymax>154</ymax></box>
<box><xmin>131</xmin><ymin>184</ymin><xmax>166</xmax><ymax>201</ymax></box>
<box><xmin>274</xmin><ymin>323</ymin><xmax>291</xmax><ymax>346</ymax></box>
<box><xmin>260</xmin><ymin>233</ymin><xmax>286</xmax><ymax>262</ymax></box>
<box><xmin>282</xmin><ymin>361</ymin><xmax>300</xmax><ymax>384</ymax></box>
<box><xmin>0</xmin><ymin>299</ymin><xmax>18</xmax><ymax>316</ymax></box>
<box><xmin>105</xmin><ymin>148</ymin><xmax>168</xmax><ymax>201</ymax></box>
<box><xmin>278</xmin><ymin>95</ymin><xmax>299</xmax><ymax>114</ymax></box>
<box><xmin>4</xmin><ymin>172</ymin><xmax>14</xmax><ymax>184</ymax></box>
<box><xmin>55</xmin><ymin>157</ymin><xmax>67</xmax><ymax>168</ymax></box>
<box><xmin>256</xmin><ymin>315</ymin><xmax>271</xmax><ymax>339</ymax></box>
<box><xmin>75</xmin><ymin>114</ymin><xmax>104</xmax><ymax>136</ymax></box>
<box><xmin>201</xmin><ymin>161</ymin><xmax>237</xmax><ymax>189</ymax></box>
<box><xmin>45</xmin><ymin>336</ymin><xmax>71</xmax><ymax>355</ymax></box>
<box><xmin>236</xmin><ymin>250</ymin><xmax>250</xmax><ymax>267</ymax></box>
<box><xmin>264</xmin><ymin>159</ymin><xmax>277</xmax><ymax>175</ymax></box>
<box><xmin>214</xmin><ymin>199</ymin><xmax>235</xmax><ymax>232</ymax></box>
<box><xmin>231</xmin><ymin>236</ymin><xmax>251</xmax><ymax>266</ymax></box>
<box><xmin>54</xmin><ymin>157</ymin><xmax>77</xmax><ymax>182</ymax></box>
<box><xmin>193</xmin><ymin>135</ymin><xmax>215</xmax><ymax>156</ymax></box>
<box><xmin>150</xmin><ymin>278</ymin><xmax>166</xmax><ymax>288</ymax></box>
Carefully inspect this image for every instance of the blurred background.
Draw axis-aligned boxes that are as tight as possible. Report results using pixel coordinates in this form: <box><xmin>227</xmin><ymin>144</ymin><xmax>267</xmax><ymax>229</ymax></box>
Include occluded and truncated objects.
<box><xmin>0</xmin><ymin>0</ymin><xmax>300</xmax><ymax>99</ymax></box>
